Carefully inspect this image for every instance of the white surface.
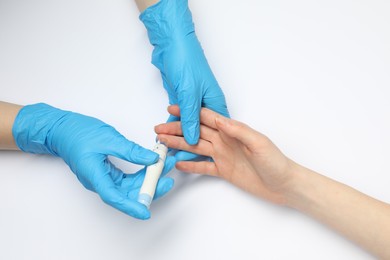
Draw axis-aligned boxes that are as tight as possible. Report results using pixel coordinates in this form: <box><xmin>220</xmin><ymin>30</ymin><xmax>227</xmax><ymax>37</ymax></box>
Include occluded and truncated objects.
<box><xmin>1</xmin><ymin>0</ymin><xmax>389</xmax><ymax>259</ymax></box>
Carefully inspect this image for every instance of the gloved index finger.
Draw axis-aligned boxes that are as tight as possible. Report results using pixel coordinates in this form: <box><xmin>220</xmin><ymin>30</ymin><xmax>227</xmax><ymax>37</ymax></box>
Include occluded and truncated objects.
<box><xmin>168</xmin><ymin>105</ymin><xmax>226</xmax><ymax>131</ymax></box>
<box><xmin>177</xmin><ymin>90</ymin><xmax>201</xmax><ymax>145</ymax></box>
<box><xmin>108</xmin><ymin>135</ymin><xmax>159</xmax><ymax>166</ymax></box>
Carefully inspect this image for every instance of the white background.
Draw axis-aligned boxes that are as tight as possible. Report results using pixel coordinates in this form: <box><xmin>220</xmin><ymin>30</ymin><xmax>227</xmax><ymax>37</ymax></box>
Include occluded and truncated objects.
<box><xmin>1</xmin><ymin>0</ymin><xmax>389</xmax><ymax>259</ymax></box>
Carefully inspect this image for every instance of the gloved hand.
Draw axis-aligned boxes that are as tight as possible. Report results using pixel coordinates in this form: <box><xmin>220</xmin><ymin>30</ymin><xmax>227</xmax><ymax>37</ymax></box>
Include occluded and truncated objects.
<box><xmin>12</xmin><ymin>103</ymin><xmax>175</xmax><ymax>220</ymax></box>
<box><xmin>140</xmin><ymin>0</ymin><xmax>229</xmax><ymax>146</ymax></box>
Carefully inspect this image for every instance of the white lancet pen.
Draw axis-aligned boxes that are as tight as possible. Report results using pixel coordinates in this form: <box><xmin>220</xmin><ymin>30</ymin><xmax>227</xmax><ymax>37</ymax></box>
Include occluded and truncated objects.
<box><xmin>138</xmin><ymin>140</ymin><xmax>168</xmax><ymax>209</ymax></box>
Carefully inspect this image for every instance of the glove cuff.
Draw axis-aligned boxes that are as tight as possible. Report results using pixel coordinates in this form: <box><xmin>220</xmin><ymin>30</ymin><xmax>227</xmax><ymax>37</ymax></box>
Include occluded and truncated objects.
<box><xmin>12</xmin><ymin>103</ymin><xmax>68</xmax><ymax>155</ymax></box>
<box><xmin>140</xmin><ymin>0</ymin><xmax>195</xmax><ymax>46</ymax></box>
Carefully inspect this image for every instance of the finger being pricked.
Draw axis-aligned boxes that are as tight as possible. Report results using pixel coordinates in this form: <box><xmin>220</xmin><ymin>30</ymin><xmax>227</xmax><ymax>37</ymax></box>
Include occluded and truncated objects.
<box><xmin>155</xmin><ymin>122</ymin><xmax>218</xmax><ymax>143</ymax></box>
<box><xmin>176</xmin><ymin>161</ymin><xmax>218</xmax><ymax>177</ymax></box>
<box><xmin>168</xmin><ymin>105</ymin><xmax>226</xmax><ymax>130</ymax></box>
<box><xmin>155</xmin><ymin>121</ymin><xmax>183</xmax><ymax>136</ymax></box>
<box><xmin>158</xmin><ymin>134</ymin><xmax>213</xmax><ymax>157</ymax></box>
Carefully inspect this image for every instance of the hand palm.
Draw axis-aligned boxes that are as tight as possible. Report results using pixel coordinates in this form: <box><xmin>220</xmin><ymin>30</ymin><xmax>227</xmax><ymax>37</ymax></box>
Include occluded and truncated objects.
<box><xmin>212</xmin><ymin>130</ymin><xmax>286</xmax><ymax>204</ymax></box>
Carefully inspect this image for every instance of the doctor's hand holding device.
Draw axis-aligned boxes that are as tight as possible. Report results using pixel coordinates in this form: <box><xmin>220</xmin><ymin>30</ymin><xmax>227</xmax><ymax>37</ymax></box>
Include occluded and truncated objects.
<box><xmin>0</xmin><ymin>101</ymin><xmax>175</xmax><ymax>220</ymax></box>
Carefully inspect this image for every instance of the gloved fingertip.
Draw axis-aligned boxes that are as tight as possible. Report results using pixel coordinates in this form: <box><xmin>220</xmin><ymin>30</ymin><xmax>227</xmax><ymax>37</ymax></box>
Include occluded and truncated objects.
<box><xmin>139</xmin><ymin>209</ymin><xmax>151</xmax><ymax>220</ymax></box>
<box><xmin>135</xmin><ymin>148</ymin><xmax>159</xmax><ymax>165</ymax></box>
<box><xmin>130</xmin><ymin>203</ymin><xmax>151</xmax><ymax>220</ymax></box>
<box><xmin>137</xmin><ymin>213</ymin><xmax>151</xmax><ymax>221</ymax></box>
<box><xmin>174</xmin><ymin>151</ymin><xmax>199</xmax><ymax>162</ymax></box>
<box><xmin>183</xmin><ymin>123</ymin><xmax>200</xmax><ymax>145</ymax></box>
<box><xmin>184</xmin><ymin>135</ymin><xmax>198</xmax><ymax>146</ymax></box>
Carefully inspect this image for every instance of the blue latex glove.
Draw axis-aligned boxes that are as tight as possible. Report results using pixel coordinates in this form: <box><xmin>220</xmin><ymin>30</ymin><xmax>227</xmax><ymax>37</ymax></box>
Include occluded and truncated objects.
<box><xmin>12</xmin><ymin>103</ymin><xmax>175</xmax><ymax>220</ymax></box>
<box><xmin>140</xmin><ymin>0</ymin><xmax>229</xmax><ymax>146</ymax></box>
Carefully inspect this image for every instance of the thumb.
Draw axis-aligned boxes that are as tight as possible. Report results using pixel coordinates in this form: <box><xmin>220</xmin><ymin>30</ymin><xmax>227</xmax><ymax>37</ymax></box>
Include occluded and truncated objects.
<box><xmin>96</xmin><ymin>172</ymin><xmax>151</xmax><ymax>220</ymax></box>
<box><xmin>177</xmin><ymin>90</ymin><xmax>201</xmax><ymax>145</ymax></box>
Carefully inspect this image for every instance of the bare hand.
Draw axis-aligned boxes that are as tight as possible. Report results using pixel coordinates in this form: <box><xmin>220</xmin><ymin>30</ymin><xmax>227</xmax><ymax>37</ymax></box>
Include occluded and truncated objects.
<box><xmin>155</xmin><ymin>105</ymin><xmax>296</xmax><ymax>204</ymax></box>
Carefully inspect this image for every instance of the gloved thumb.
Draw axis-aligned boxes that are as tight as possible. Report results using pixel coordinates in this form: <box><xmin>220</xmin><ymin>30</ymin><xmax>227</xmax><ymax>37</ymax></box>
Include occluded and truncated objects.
<box><xmin>97</xmin><ymin>174</ymin><xmax>151</xmax><ymax>220</ymax></box>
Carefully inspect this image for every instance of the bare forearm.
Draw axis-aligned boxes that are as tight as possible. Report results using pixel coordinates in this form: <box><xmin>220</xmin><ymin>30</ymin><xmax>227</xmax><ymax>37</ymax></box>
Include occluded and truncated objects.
<box><xmin>134</xmin><ymin>0</ymin><xmax>159</xmax><ymax>12</ymax></box>
<box><xmin>0</xmin><ymin>101</ymin><xmax>22</xmax><ymax>150</ymax></box>
<box><xmin>285</xmin><ymin>163</ymin><xmax>390</xmax><ymax>259</ymax></box>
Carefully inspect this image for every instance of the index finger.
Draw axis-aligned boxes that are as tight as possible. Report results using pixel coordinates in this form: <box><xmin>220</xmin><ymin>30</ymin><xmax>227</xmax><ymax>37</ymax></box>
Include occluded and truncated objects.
<box><xmin>168</xmin><ymin>105</ymin><xmax>225</xmax><ymax>131</ymax></box>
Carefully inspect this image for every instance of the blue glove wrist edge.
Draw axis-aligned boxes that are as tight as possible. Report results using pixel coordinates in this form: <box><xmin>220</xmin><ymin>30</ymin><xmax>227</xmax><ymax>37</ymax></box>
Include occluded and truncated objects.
<box><xmin>12</xmin><ymin>103</ymin><xmax>67</xmax><ymax>156</ymax></box>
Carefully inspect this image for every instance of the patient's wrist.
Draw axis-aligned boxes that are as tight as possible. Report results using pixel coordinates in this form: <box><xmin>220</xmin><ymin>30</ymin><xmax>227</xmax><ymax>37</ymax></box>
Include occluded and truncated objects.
<box><xmin>135</xmin><ymin>0</ymin><xmax>159</xmax><ymax>12</ymax></box>
<box><xmin>280</xmin><ymin>161</ymin><xmax>315</xmax><ymax>209</ymax></box>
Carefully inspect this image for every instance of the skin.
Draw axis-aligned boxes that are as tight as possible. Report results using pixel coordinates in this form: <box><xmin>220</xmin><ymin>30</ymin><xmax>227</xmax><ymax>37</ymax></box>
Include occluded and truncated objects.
<box><xmin>134</xmin><ymin>0</ymin><xmax>159</xmax><ymax>12</ymax></box>
<box><xmin>0</xmin><ymin>101</ymin><xmax>22</xmax><ymax>150</ymax></box>
<box><xmin>155</xmin><ymin>105</ymin><xmax>390</xmax><ymax>259</ymax></box>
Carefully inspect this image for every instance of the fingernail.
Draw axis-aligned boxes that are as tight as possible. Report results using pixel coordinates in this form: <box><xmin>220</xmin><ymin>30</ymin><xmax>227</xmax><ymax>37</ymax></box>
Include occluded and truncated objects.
<box><xmin>158</xmin><ymin>137</ymin><xmax>168</xmax><ymax>145</ymax></box>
